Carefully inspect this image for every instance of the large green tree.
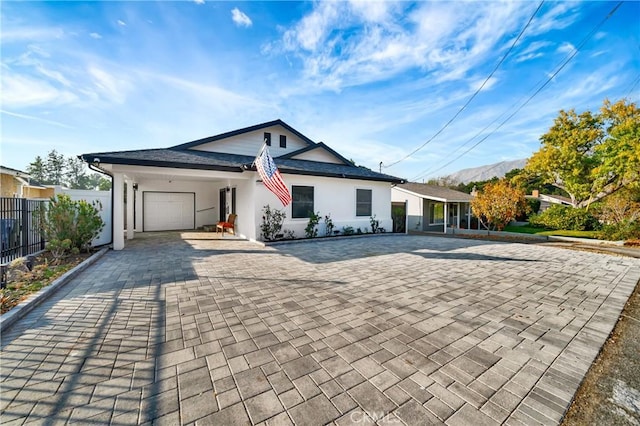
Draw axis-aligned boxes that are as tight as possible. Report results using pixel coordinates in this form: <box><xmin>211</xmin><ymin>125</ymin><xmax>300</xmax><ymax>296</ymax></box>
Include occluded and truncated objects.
<box><xmin>526</xmin><ymin>99</ymin><xmax>639</xmax><ymax>209</ymax></box>
<box><xmin>26</xmin><ymin>150</ymin><xmax>111</xmax><ymax>190</ymax></box>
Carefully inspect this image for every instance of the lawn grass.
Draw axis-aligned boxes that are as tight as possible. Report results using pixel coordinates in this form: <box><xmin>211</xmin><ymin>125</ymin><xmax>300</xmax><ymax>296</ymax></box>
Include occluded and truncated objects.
<box><xmin>503</xmin><ymin>225</ymin><xmax>600</xmax><ymax>239</ymax></box>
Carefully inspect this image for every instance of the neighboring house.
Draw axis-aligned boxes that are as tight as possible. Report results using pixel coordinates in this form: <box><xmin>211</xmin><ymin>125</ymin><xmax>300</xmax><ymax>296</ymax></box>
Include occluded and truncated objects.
<box><xmin>392</xmin><ymin>183</ymin><xmax>474</xmax><ymax>233</ymax></box>
<box><xmin>528</xmin><ymin>189</ymin><xmax>573</xmax><ymax>211</ymax></box>
<box><xmin>0</xmin><ymin>166</ymin><xmax>54</xmax><ymax>199</ymax></box>
<box><xmin>79</xmin><ymin>119</ymin><xmax>404</xmax><ymax>249</ymax></box>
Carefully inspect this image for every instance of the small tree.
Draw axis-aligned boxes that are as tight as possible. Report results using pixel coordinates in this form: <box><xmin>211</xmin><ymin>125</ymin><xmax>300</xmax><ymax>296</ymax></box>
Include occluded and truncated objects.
<box><xmin>471</xmin><ymin>180</ymin><xmax>528</xmax><ymax>231</ymax></box>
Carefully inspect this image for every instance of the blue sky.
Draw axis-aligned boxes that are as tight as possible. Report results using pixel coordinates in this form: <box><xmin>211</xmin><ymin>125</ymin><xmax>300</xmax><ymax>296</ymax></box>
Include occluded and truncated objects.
<box><xmin>2</xmin><ymin>1</ymin><xmax>639</xmax><ymax>182</ymax></box>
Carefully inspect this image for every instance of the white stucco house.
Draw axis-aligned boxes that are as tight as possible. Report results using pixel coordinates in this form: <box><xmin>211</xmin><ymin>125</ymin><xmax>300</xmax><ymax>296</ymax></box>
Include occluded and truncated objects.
<box><xmin>392</xmin><ymin>183</ymin><xmax>474</xmax><ymax>233</ymax></box>
<box><xmin>80</xmin><ymin>120</ymin><xmax>404</xmax><ymax>249</ymax></box>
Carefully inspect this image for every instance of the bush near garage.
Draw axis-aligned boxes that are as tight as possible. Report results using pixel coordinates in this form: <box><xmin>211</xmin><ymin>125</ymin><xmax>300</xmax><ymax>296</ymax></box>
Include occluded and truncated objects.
<box><xmin>42</xmin><ymin>194</ymin><xmax>104</xmax><ymax>262</ymax></box>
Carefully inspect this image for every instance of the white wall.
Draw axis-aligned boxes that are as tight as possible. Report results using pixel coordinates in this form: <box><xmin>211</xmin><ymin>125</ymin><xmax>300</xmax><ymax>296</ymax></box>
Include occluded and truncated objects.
<box><xmin>291</xmin><ymin>148</ymin><xmax>344</xmax><ymax>164</ymax></box>
<box><xmin>191</xmin><ymin>125</ymin><xmax>310</xmax><ymax>157</ymax></box>
<box><xmin>59</xmin><ymin>188</ymin><xmax>112</xmax><ymax>246</ymax></box>
<box><xmin>253</xmin><ymin>173</ymin><xmax>393</xmax><ymax>240</ymax></box>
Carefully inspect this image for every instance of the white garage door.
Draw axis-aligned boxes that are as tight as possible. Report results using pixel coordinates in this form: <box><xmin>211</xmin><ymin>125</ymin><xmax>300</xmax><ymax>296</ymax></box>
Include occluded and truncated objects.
<box><xmin>143</xmin><ymin>192</ymin><xmax>195</xmax><ymax>231</ymax></box>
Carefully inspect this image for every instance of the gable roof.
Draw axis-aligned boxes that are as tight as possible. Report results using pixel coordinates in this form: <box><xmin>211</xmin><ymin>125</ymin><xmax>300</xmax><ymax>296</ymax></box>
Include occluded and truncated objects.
<box><xmin>395</xmin><ymin>182</ymin><xmax>474</xmax><ymax>202</ymax></box>
<box><xmin>80</xmin><ymin>147</ymin><xmax>404</xmax><ymax>183</ymax></box>
<box><xmin>80</xmin><ymin>120</ymin><xmax>405</xmax><ymax>183</ymax></box>
<box><xmin>170</xmin><ymin>119</ymin><xmax>316</xmax><ymax>150</ymax></box>
<box><xmin>278</xmin><ymin>142</ymin><xmax>352</xmax><ymax>165</ymax></box>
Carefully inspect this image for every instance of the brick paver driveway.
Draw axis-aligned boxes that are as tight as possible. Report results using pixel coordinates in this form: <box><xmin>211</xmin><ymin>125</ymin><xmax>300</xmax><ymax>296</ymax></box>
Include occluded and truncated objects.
<box><xmin>1</xmin><ymin>233</ymin><xmax>639</xmax><ymax>425</ymax></box>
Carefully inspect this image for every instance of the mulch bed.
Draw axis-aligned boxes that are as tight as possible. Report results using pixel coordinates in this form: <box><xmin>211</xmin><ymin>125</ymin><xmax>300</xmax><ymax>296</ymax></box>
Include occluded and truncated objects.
<box><xmin>1</xmin><ymin>251</ymin><xmax>93</xmax><ymax>314</ymax></box>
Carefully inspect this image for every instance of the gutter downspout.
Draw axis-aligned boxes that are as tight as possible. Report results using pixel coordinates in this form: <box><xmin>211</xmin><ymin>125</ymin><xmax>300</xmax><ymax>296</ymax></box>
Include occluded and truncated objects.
<box><xmin>86</xmin><ymin>159</ymin><xmax>114</xmax><ymax>248</ymax></box>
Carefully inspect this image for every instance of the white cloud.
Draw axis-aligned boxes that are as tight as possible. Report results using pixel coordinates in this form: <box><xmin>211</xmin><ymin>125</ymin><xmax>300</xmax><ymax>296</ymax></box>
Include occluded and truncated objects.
<box><xmin>0</xmin><ymin>27</ymin><xmax>64</xmax><ymax>42</ymax></box>
<box><xmin>87</xmin><ymin>66</ymin><xmax>131</xmax><ymax>104</ymax></box>
<box><xmin>515</xmin><ymin>41</ymin><xmax>552</xmax><ymax>62</ymax></box>
<box><xmin>194</xmin><ymin>0</ymin><xmax>205</xmax><ymax>4</ymax></box>
<box><xmin>89</xmin><ymin>32</ymin><xmax>102</xmax><ymax>39</ymax></box>
<box><xmin>0</xmin><ymin>70</ymin><xmax>77</xmax><ymax>108</ymax></box>
<box><xmin>278</xmin><ymin>1</ymin><xmax>534</xmax><ymax>93</ymax></box>
<box><xmin>557</xmin><ymin>42</ymin><xmax>575</xmax><ymax>54</ymax></box>
<box><xmin>117</xmin><ymin>20</ymin><xmax>126</xmax><ymax>26</ymax></box>
<box><xmin>0</xmin><ymin>109</ymin><xmax>73</xmax><ymax>128</ymax></box>
<box><xmin>231</xmin><ymin>8</ymin><xmax>252</xmax><ymax>28</ymax></box>
<box><xmin>283</xmin><ymin>2</ymin><xmax>340</xmax><ymax>51</ymax></box>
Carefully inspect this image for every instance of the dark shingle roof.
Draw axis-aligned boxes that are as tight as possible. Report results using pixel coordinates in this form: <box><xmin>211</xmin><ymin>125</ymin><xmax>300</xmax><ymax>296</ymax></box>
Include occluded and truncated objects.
<box><xmin>80</xmin><ymin>148</ymin><xmax>404</xmax><ymax>183</ymax></box>
<box><xmin>396</xmin><ymin>182</ymin><xmax>474</xmax><ymax>202</ymax></box>
<box><xmin>80</xmin><ymin>149</ymin><xmax>251</xmax><ymax>172</ymax></box>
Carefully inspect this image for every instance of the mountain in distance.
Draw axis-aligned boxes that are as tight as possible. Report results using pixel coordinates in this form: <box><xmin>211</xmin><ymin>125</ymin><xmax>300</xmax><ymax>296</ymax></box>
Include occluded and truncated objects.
<box><xmin>444</xmin><ymin>158</ymin><xmax>528</xmax><ymax>184</ymax></box>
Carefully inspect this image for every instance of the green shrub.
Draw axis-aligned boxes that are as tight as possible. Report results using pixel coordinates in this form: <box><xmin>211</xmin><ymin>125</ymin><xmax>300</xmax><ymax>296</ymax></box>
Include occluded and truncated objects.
<box><xmin>43</xmin><ymin>194</ymin><xmax>104</xmax><ymax>258</ymax></box>
<box><xmin>528</xmin><ymin>204</ymin><xmax>600</xmax><ymax>231</ymax></box>
<box><xmin>516</xmin><ymin>199</ymin><xmax>541</xmax><ymax>221</ymax></box>
<box><xmin>75</xmin><ymin>200</ymin><xmax>104</xmax><ymax>252</ymax></box>
<box><xmin>369</xmin><ymin>215</ymin><xmax>380</xmax><ymax>233</ymax></box>
<box><xmin>304</xmin><ymin>212</ymin><xmax>321</xmax><ymax>238</ymax></box>
<box><xmin>260</xmin><ymin>205</ymin><xmax>286</xmax><ymax>241</ymax></box>
<box><xmin>323</xmin><ymin>214</ymin><xmax>334</xmax><ymax>237</ymax></box>
<box><xmin>342</xmin><ymin>226</ymin><xmax>354</xmax><ymax>235</ymax></box>
<box><xmin>598</xmin><ymin>220</ymin><xmax>640</xmax><ymax>241</ymax></box>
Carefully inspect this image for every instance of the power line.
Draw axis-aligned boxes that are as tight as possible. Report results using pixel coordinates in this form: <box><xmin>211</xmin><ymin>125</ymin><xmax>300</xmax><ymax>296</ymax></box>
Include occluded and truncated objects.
<box><xmin>412</xmin><ymin>1</ymin><xmax>624</xmax><ymax>182</ymax></box>
<box><xmin>382</xmin><ymin>1</ymin><xmax>545</xmax><ymax>169</ymax></box>
<box><xmin>625</xmin><ymin>74</ymin><xmax>640</xmax><ymax>99</ymax></box>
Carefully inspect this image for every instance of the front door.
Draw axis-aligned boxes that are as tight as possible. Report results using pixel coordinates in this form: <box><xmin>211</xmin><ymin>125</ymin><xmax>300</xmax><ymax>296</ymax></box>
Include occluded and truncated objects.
<box><xmin>391</xmin><ymin>201</ymin><xmax>406</xmax><ymax>233</ymax></box>
<box><xmin>219</xmin><ymin>189</ymin><xmax>227</xmax><ymax>222</ymax></box>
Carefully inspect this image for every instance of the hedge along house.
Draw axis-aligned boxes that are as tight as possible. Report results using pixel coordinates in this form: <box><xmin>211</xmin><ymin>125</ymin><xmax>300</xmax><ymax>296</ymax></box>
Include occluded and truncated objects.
<box><xmin>80</xmin><ymin>120</ymin><xmax>404</xmax><ymax>249</ymax></box>
<box><xmin>391</xmin><ymin>183</ymin><xmax>474</xmax><ymax>233</ymax></box>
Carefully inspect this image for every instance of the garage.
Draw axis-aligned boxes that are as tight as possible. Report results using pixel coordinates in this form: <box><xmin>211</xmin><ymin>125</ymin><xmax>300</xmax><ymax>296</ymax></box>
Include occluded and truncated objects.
<box><xmin>143</xmin><ymin>192</ymin><xmax>195</xmax><ymax>231</ymax></box>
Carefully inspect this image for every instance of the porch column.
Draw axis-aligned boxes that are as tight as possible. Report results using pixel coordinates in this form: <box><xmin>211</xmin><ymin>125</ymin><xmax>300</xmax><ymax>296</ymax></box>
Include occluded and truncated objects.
<box><xmin>457</xmin><ymin>202</ymin><xmax>460</xmax><ymax>228</ymax></box>
<box><xmin>113</xmin><ymin>172</ymin><xmax>125</xmax><ymax>250</ymax></box>
<box><xmin>467</xmin><ymin>204</ymin><xmax>471</xmax><ymax>229</ymax></box>
<box><xmin>126</xmin><ymin>178</ymin><xmax>134</xmax><ymax>241</ymax></box>
<box><xmin>443</xmin><ymin>202</ymin><xmax>448</xmax><ymax>234</ymax></box>
<box><xmin>405</xmin><ymin>199</ymin><xmax>409</xmax><ymax>234</ymax></box>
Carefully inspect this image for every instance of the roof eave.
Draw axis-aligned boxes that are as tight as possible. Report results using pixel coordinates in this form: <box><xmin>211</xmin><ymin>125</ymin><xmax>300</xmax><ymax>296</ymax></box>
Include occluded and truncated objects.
<box><xmin>80</xmin><ymin>156</ymin><xmax>244</xmax><ymax>173</ymax></box>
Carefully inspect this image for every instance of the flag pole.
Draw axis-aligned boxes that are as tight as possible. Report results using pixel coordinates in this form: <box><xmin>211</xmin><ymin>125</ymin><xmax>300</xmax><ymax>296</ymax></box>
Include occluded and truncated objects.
<box><xmin>252</xmin><ymin>140</ymin><xmax>268</xmax><ymax>168</ymax></box>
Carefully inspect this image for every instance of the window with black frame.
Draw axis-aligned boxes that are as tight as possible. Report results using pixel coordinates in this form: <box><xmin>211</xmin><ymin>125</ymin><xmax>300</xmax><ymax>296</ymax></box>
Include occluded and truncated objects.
<box><xmin>292</xmin><ymin>186</ymin><xmax>314</xmax><ymax>218</ymax></box>
<box><xmin>356</xmin><ymin>189</ymin><xmax>372</xmax><ymax>216</ymax></box>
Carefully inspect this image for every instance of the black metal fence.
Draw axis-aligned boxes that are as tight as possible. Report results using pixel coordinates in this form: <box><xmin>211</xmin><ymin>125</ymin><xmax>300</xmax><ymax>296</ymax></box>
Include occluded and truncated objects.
<box><xmin>1</xmin><ymin>197</ymin><xmax>47</xmax><ymax>264</ymax></box>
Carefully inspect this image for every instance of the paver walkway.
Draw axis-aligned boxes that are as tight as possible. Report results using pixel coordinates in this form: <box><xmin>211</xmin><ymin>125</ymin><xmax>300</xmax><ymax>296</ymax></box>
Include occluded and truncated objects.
<box><xmin>1</xmin><ymin>233</ymin><xmax>639</xmax><ymax>425</ymax></box>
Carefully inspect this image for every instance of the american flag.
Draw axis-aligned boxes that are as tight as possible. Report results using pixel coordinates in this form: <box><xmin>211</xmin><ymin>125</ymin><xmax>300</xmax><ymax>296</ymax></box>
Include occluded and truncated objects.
<box><xmin>255</xmin><ymin>145</ymin><xmax>292</xmax><ymax>206</ymax></box>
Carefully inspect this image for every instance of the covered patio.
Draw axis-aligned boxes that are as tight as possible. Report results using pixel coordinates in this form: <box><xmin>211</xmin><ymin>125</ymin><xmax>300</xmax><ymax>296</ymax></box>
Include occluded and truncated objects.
<box><xmin>392</xmin><ymin>183</ymin><xmax>474</xmax><ymax>233</ymax></box>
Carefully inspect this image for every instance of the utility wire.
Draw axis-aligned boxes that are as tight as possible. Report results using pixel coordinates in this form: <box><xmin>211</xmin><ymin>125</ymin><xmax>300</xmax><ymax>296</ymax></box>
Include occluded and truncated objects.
<box><xmin>412</xmin><ymin>1</ymin><xmax>623</xmax><ymax>182</ymax></box>
<box><xmin>382</xmin><ymin>1</ymin><xmax>545</xmax><ymax>169</ymax></box>
<box><xmin>625</xmin><ymin>73</ymin><xmax>640</xmax><ymax>99</ymax></box>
